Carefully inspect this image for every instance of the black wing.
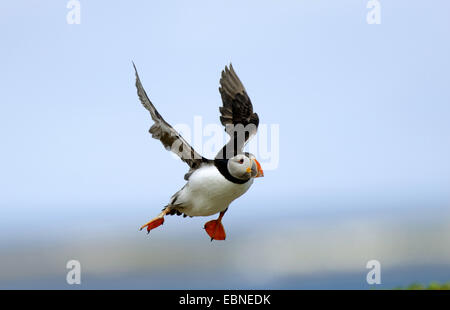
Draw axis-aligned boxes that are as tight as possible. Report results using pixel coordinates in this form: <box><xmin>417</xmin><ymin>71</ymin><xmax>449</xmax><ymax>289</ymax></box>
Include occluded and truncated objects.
<box><xmin>133</xmin><ymin>63</ymin><xmax>208</xmax><ymax>173</ymax></box>
<box><xmin>216</xmin><ymin>64</ymin><xmax>259</xmax><ymax>159</ymax></box>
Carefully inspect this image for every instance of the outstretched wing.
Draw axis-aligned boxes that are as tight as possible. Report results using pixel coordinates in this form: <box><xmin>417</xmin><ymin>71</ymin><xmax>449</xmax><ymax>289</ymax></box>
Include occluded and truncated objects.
<box><xmin>133</xmin><ymin>63</ymin><xmax>208</xmax><ymax>172</ymax></box>
<box><xmin>217</xmin><ymin>64</ymin><xmax>259</xmax><ymax>159</ymax></box>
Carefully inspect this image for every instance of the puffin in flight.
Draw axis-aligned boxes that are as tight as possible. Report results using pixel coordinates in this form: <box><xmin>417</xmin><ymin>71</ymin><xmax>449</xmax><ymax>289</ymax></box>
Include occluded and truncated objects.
<box><xmin>134</xmin><ymin>63</ymin><xmax>264</xmax><ymax>241</ymax></box>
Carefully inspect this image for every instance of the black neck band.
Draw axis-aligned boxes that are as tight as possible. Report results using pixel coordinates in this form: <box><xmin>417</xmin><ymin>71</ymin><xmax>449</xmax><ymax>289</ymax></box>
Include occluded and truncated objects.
<box><xmin>214</xmin><ymin>159</ymin><xmax>250</xmax><ymax>185</ymax></box>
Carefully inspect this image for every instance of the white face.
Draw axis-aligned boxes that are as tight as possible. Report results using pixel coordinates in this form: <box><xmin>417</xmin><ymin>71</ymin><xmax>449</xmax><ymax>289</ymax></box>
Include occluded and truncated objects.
<box><xmin>227</xmin><ymin>153</ymin><xmax>260</xmax><ymax>180</ymax></box>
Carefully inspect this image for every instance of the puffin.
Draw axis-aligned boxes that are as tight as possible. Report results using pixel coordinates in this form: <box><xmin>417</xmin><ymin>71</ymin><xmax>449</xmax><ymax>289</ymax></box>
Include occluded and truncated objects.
<box><xmin>134</xmin><ymin>63</ymin><xmax>264</xmax><ymax>241</ymax></box>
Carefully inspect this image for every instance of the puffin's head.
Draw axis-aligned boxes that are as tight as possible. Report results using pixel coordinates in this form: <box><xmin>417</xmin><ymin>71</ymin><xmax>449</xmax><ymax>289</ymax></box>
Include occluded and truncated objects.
<box><xmin>227</xmin><ymin>153</ymin><xmax>264</xmax><ymax>181</ymax></box>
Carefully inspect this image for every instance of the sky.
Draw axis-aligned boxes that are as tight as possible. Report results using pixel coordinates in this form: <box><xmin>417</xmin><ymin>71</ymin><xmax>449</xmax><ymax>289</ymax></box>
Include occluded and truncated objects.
<box><xmin>0</xmin><ymin>1</ymin><xmax>449</xmax><ymax>289</ymax></box>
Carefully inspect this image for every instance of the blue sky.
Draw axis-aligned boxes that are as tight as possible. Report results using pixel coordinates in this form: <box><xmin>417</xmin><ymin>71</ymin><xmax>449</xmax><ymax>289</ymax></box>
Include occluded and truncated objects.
<box><xmin>0</xmin><ymin>1</ymin><xmax>450</xmax><ymax>289</ymax></box>
<box><xmin>2</xmin><ymin>1</ymin><xmax>449</xmax><ymax>210</ymax></box>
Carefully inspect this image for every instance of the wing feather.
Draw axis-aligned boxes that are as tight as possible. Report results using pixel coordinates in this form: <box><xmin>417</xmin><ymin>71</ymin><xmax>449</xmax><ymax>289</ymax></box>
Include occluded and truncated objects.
<box><xmin>217</xmin><ymin>64</ymin><xmax>259</xmax><ymax>159</ymax></box>
<box><xmin>133</xmin><ymin>63</ymin><xmax>208</xmax><ymax>172</ymax></box>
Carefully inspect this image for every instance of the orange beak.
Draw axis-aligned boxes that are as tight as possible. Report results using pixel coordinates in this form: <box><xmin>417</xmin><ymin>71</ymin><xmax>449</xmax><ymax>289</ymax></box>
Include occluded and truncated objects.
<box><xmin>251</xmin><ymin>158</ymin><xmax>264</xmax><ymax>178</ymax></box>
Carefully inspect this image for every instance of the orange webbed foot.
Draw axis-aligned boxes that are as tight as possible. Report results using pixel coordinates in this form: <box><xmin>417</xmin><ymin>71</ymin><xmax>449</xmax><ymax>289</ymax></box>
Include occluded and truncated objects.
<box><xmin>204</xmin><ymin>219</ymin><xmax>226</xmax><ymax>241</ymax></box>
<box><xmin>140</xmin><ymin>217</ymin><xmax>164</xmax><ymax>234</ymax></box>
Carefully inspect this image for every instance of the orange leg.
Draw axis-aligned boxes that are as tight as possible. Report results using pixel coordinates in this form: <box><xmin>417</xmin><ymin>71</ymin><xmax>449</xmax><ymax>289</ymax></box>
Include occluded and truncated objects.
<box><xmin>140</xmin><ymin>207</ymin><xmax>172</xmax><ymax>234</ymax></box>
<box><xmin>204</xmin><ymin>209</ymin><xmax>227</xmax><ymax>241</ymax></box>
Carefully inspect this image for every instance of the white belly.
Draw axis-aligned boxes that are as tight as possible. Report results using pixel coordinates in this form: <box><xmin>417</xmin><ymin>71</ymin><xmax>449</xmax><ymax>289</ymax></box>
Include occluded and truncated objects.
<box><xmin>172</xmin><ymin>165</ymin><xmax>253</xmax><ymax>217</ymax></box>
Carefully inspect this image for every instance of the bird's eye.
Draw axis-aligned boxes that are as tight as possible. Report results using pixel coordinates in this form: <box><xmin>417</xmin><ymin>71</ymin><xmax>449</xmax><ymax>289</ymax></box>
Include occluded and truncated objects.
<box><xmin>239</xmin><ymin>158</ymin><xmax>244</xmax><ymax>164</ymax></box>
